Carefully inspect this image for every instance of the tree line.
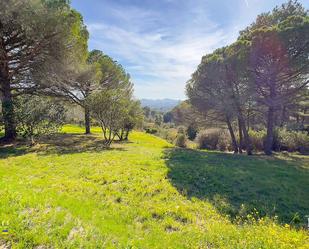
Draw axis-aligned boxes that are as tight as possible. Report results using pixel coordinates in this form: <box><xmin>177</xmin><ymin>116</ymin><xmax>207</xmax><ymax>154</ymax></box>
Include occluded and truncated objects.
<box><xmin>186</xmin><ymin>0</ymin><xmax>309</xmax><ymax>155</ymax></box>
<box><xmin>0</xmin><ymin>0</ymin><xmax>143</xmax><ymax>146</ymax></box>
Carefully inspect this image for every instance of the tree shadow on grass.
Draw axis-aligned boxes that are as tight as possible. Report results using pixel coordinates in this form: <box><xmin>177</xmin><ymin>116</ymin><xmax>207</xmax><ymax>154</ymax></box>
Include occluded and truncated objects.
<box><xmin>0</xmin><ymin>145</ymin><xmax>28</xmax><ymax>159</ymax></box>
<box><xmin>0</xmin><ymin>133</ymin><xmax>126</xmax><ymax>158</ymax></box>
<box><xmin>164</xmin><ymin>148</ymin><xmax>309</xmax><ymax>227</ymax></box>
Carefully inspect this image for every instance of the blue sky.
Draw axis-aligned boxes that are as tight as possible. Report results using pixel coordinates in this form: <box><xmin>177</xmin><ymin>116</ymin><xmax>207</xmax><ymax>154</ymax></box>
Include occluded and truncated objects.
<box><xmin>71</xmin><ymin>0</ymin><xmax>309</xmax><ymax>100</ymax></box>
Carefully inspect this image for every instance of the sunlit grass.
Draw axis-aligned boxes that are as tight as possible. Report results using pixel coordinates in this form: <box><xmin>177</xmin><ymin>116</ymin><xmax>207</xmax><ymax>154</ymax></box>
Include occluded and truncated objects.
<box><xmin>0</xmin><ymin>125</ymin><xmax>308</xmax><ymax>248</ymax></box>
<box><xmin>61</xmin><ymin>124</ymin><xmax>102</xmax><ymax>134</ymax></box>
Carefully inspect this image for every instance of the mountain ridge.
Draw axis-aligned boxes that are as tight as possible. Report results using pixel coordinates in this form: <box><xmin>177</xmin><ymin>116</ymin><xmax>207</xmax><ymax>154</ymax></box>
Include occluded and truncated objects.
<box><xmin>140</xmin><ymin>98</ymin><xmax>181</xmax><ymax>112</ymax></box>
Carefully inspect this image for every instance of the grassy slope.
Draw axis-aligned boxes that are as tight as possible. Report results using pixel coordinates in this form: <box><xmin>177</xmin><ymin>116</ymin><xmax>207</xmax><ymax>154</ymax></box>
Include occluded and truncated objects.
<box><xmin>0</xmin><ymin>125</ymin><xmax>307</xmax><ymax>248</ymax></box>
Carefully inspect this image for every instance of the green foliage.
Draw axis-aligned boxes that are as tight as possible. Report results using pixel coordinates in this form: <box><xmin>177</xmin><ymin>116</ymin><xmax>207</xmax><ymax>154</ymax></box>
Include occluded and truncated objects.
<box><xmin>87</xmin><ymin>90</ymin><xmax>130</xmax><ymax>146</ymax></box>
<box><xmin>187</xmin><ymin>0</ymin><xmax>309</xmax><ymax>155</ymax></box>
<box><xmin>146</xmin><ymin>124</ymin><xmax>178</xmax><ymax>144</ymax></box>
<box><xmin>217</xmin><ymin>130</ymin><xmax>233</xmax><ymax>151</ymax></box>
<box><xmin>249</xmin><ymin>128</ymin><xmax>309</xmax><ymax>154</ymax></box>
<box><xmin>0</xmin><ymin>0</ymin><xmax>91</xmax><ymax>140</ymax></box>
<box><xmin>143</xmin><ymin>106</ymin><xmax>151</xmax><ymax>119</ymax></box>
<box><xmin>174</xmin><ymin>134</ymin><xmax>187</xmax><ymax>148</ymax></box>
<box><xmin>163</xmin><ymin>112</ymin><xmax>173</xmax><ymax>123</ymax></box>
<box><xmin>0</xmin><ymin>125</ymin><xmax>308</xmax><ymax>248</ymax></box>
<box><xmin>177</xmin><ymin>126</ymin><xmax>186</xmax><ymax>134</ymax></box>
<box><xmin>195</xmin><ymin>129</ymin><xmax>232</xmax><ymax>151</ymax></box>
<box><xmin>277</xmin><ymin>129</ymin><xmax>309</xmax><ymax>153</ymax></box>
<box><xmin>163</xmin><ymin>128</ymin><xmax>178</xmax><ymax>143</ymax></box>
<box><xmin>248</xmin><ymin>130</ymin><xmax>266</xmax><ymax>151</ymax></box>
<box><xmin>155</xmin><ymin>114</ymin><xmax>163</xmax><ymax>126</ymax></box>
<box><xmin>170</xmin><ymin>101</ymin><xmax>199</xmax><ymax>126</ymax></box>
<box><xmin>239</xmin><ymin>0</ymin><xmax>308</xmax><ymax>39</ymax></box>
<box><xmin>88</xmin><ymin>50</ymin><xmax>133</xmax><ymax>92</ymax></box>
<box><xmin>15</xmin><ymin>96</ymin><xmax>65</xmax><ymax>144</ymax></box>
<box><xmin>196</xmin><ymin>130</ymin><xmax>217</xmax><ymax>150</ymax></box>
<box><xmin>145</xmin><ymin>127</ymin><xmax>158</xmax><ymax>134</ymax></box>
<box><xmin>123</xmin><ymin>100</ymin><xmax>144</xmax><ymax>134</ymax></box>
<box><xmin>186</xmin><ymin>123</ymin><xmax>198</xmax><ymax>141</ymax></box>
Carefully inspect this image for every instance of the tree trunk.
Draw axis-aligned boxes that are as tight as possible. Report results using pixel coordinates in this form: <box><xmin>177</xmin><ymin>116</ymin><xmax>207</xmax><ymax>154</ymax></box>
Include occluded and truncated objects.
<box><xmin>280</xmin><ymin>106</ymin><xmax>286</xmax><ymax>127</ymax></box>
<box><xmin>264</xmin><ymin>106</ymin><xmax>275</xmax><ymax>155</ymax></box>
<box><xmin>301</xmin><ymin>108</ymin><xmax>306</xmax><ymax>126</ymax></box>
<box><xmin>226</xmin><ymin>116</ymin><xmax>238</xmax><ymax>154</ymax></box>
<box><xmin>116</xmin><ymin>129</ymin><xmax>124</xmax><ymax>141</ymax></box>
<box><xmin>1</xmin><ymin>91</ymin><xmax>16</xmax><ymax>142</ymax></box>
<box><xmin>224</xmin><ymin>66</ymin><xmax>252</xmax><ymax>155</ymax></box>
<box><xmin>30</xmin><ymin>135</ymin><xmax>36</xmax><ymax>147</ymax></box>
<box><xmin>124</xmin><ymin>129</ymin><xmax>129</xmax><ymax>140</ymax></box>
<box><xmin>238</xmin><ymin>118</ymin><xmax>243</xmax><ymax>154</ymax></box>
<box><xmin>120</xmin><ymin>129</ymin><xmax>124</xmax><ymax>141</ymax></box>
<box><xmin>0</xmin><ymin>51</ymin><xmax>16</xmax><ymax>142</ymax></box>
<box><xmin>238</xmin><ymin>114</ymin><xmax>252</xmax><ymax>155</ymax></box>
<box><xmin>247</xmin><ymin>102</ymin><xmax>251</xmax><ymax>131</ymax></box>
<box><xmin>84</xmin><ymin>106</ymin><xmax>91</xmax><ymax>134</ymax></box>
<box><xmin>0</xmin><ymin>32</ymin><xmax>16</xmax><ymax>142</ymax></box>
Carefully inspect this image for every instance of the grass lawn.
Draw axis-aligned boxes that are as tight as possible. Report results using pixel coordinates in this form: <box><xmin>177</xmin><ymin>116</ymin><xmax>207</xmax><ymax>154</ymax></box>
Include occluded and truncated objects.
<box><xmin>0</xmin><ymin>125</ymin><xmax>308</xmax><ymax>248</ymax></box>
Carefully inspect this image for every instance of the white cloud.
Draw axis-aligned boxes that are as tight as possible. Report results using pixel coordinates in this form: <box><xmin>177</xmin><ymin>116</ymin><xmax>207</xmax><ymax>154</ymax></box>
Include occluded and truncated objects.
<box><xmin>86</xmin><ymin>2</ymin><xmax>241</xmax><ymax>99</ymax></box>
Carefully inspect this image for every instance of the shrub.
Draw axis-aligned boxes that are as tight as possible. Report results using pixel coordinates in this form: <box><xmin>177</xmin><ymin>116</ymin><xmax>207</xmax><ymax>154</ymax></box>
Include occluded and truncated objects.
<box><xmin>165</xmin><ymin>129</ymin><xmax>178</xmax><ymax>143</ymax></box>
<box><xmin>248</xmin><ymin>128</ymin><xmax>309</xmax><ymax>154</ymax></box>
<box><xmin>175</xmin><ymin>133</ymin><xmax>187</xmax><ymax>148</ymax></box>
<box><xmin>163</xmin><ymin>112</ymin><xmax>173</xmax><ymax>123</ymax></box>
<box><xmin>277</xmin><ymin>128</ymin><xmax>309</xmax><ymax>153</ymax></box>
<box><xmin>248</xmin><ymin>130</ymin><xmax>266</xmax><ymax>151</ymax></box>
<box><xmin>15</xmin><ymin>95</ymin><xmax>65</xmax><ymax>145</ymax></box>
<box><xmin>156</xmin><ymin>127</ymin><xmax>177</xmax><ymax>143</ymax></box>
<box><xmin>177</xmin><ymin>126</ymin><xmax>186</xmax><ymax>134</ymax></box>
<box><xmin>277</xmin><ymin>129</ymin><xmax>297</xmax><ymax>152</ymax></box>
<box><xmin>217</xmin><ymin>130</ymin><xmax>232</xmax><ymax>151</ymax></box>
<box><xmin>186</xmin><ymin>123</ymin><xmax>198</xmax><ymax>141</ymax></box>
<box><xmin>196</xmin><ymin>129</ymin><xmax>221</xmax><ymax>150</ymax></box>
<box><xmin>145</xmin><ymin>127</ymin><xmax>158</xmax><ymax>134</ymax></box>
<box><xmin>297</xmin><ymin>133</ymin><xmax>309</xmax><ymax>154</ymax></box>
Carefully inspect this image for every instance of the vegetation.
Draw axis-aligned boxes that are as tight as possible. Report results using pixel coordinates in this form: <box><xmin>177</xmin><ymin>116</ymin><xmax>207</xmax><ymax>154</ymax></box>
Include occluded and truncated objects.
<box><xmin>86</xmin><ymin>89</ymin><xmax>142</xmax><ymax>146</ymax></box>
<box><xmin>187</xmin><ymin>0</ymin><xmax>309</xmax><ymax>155</ymax></box>
<box><xmin>0</xmin><ymin>0</ymin><xmax>85</xmax><ymax>141</ymax></box>
<box><xmin>0</xmin><ymin>0</ymin><xmax>308</xmax><ymax>247</ymax></box>
<box><xmin>15</xmin><ymin>95</ymin><xmax>65</xmax><ymax>146</ymax></box>
<box><xmin>0</xmin><ymin>125</ymin><xmax>308</xmax><ymax>248</ymax></box>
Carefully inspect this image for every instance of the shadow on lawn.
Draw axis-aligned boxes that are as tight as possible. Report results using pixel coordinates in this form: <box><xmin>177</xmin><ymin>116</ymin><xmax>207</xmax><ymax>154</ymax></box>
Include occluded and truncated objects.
<box><xmin>0</xmin><ymin>145</ymin><xmax>28</xmax><ymax>159</ymax></box>
<box><xmin>164</xmin><ymin>148</ymin><xmax>309</xmax><ymax>226</ymax></box>
<box><xmin>0</xmin><ymin>133</ymin><xmax>126</xmax><ymax>158</ymax></box>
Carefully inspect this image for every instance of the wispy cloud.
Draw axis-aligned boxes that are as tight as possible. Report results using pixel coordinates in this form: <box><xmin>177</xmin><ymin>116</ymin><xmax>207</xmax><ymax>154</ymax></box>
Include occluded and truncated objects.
<box><xmin>86</xmin><ymin>1</ymin><xmax>240</xmax><ymax>99</ymax></box>
<box><xmin>73</xmin><ymin>0</ymin><xmax>309</xmax><ymax>99</ymax></box>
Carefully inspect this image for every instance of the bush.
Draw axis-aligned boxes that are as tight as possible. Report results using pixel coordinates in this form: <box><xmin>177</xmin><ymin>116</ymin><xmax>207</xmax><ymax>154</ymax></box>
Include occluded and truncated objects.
<box><xmin>248</xmin><ymin>128</ymin><xmax>309</xmax><ymax>154</ymax></box>
<box><xmin>156</xmin><ymin>127</ymin><xmax>177</xmax><ymax>143</ymax></box>
<box><xmin>177</xmin><ymin>126</ymin><xmax>186</xmax><ymax>134</ymax></box>
<box><xmin>217</xmin><ymin>130</ymin><xmax>232</xmax><ymax>151</ymax></box>
<box><xmin>15</xmin><ymin>95</ymin><xmax>65</xmax><ymax>145</ymax></box>
<box><xmin>196</xmin><ymin>129</ymin><xmax>232</xmax><ymax>151</ymax></box>
<box><xmin>164</xmin><ymin>129</ymin><xmax>178</xmax><ymax>143</ymax></box>
<box><xmin>297</xmin><ymin>133</ymin><xmax>309</xmax><ymax>154</ymax></box>
<box><xmin>175</xmin><ymin>133</ymin><xmax>187</xmax><ymax>148</ymax></box>
<box><xmin>196</xmin><ymin>130</ymin><xmax>216</xmax><ymax>150</ymax></box>
<box><xmin>186</xmin><ymin>123</ymin><xmax>198</xmax><ymax>141</ymax></box>
<box><xmin>277</xmin><ymin>128</ymin><xmax>309</xmax><ymax>153</ymax></box>
<box><xmin>145</xmin><ymin>127</ymin><xmax>158</xmax><ymax>134</ymax></box>
<box><xmin>277</xmin><ymin>129</ymin><xmax>296</xmax><ymax>152</ymax></box>
<box><xmin>248</xmin><ymin>130</ymin><xmax>266</xmax><ymax>151</ymax></box>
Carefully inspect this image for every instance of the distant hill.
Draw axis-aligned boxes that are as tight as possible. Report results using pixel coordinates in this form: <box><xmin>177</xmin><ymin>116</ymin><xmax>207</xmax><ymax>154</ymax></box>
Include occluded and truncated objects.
<box><xmin>140</xmin><ymin>98</ymin><xmax>181</xmax><ymax>112</ymax></box>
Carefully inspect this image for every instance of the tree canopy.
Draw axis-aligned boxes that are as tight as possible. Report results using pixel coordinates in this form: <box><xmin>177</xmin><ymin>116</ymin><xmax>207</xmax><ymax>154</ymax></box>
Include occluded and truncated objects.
<box><xmin>187</xmin><ymin>0</ymin><xmax>309</xmax><ymax>155</ymax></box>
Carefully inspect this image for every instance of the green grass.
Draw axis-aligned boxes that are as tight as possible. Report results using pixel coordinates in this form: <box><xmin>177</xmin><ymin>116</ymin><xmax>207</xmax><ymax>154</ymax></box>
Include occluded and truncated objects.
<box><xmin>0</xmin><ymin>125</ymin><xmax>308</xmax><ymax>248</ymax></box>
<box><xmin>165</xmin><ymin>149</ymin><xmax>309</xmax><ymax>225</ymax></box>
